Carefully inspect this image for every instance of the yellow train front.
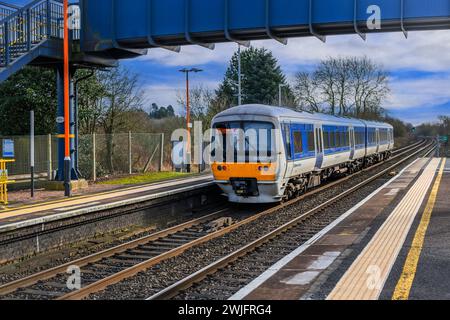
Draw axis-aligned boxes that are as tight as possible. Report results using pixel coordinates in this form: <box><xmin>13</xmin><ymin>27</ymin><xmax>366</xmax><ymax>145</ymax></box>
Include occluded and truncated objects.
<box><xmin>210</xmin><ymin>105</ymin><xmax>288</xmax><ymax>204</ymax></box>
<box><xmin>212</xmin><ymin>162</ymin><xmax>283</xmax><ymax>203</ymax></box>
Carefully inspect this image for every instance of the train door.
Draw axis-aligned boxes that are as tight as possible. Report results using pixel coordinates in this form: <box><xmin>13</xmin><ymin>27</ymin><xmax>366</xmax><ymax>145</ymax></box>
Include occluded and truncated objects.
<box><xmin>281</xmin><ymin>122</ymin><xmax>293</xmax><ymax>179</ymax></box>
<box><xmin>349</xmin><ymin>127</ymin><xmax>355</xmax><ymax>160</ymax></box>
<box><xmin>314</xmin><ymin>125</ymin><xmax>324</xmax><ymax>169</ymax></box>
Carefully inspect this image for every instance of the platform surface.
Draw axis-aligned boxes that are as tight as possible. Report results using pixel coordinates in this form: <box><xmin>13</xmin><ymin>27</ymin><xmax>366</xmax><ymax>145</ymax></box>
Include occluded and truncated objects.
<box><xmin>0</xmin><ymin>175</ymin><xmax>213</xmax><ymax>232</ymax></box>
<box><xmin>230</xmin><ymin>158</ymin><xmax>449</xmax><ymax>300</ymax></box>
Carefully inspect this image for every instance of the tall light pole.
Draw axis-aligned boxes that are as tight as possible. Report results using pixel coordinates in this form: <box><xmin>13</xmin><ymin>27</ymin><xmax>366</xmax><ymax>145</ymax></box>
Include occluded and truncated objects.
<box><xmin>237</xmin><ymin>44</ymin><xmax>242</xmax><ymax>105</ymax></box>
<box><xmin>179</xmin><ymin>68</ymin><xmax>203</xmax><ymax>173</ymax></box>
<box><xmin>279</xmin><ymin>84</ymin><xmax>287</xmax><ymax>107</ymax></box>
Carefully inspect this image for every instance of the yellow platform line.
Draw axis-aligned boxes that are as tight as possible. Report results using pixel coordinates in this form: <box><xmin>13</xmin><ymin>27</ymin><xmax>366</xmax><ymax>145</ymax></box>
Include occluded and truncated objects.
<box><xmin>0</xmin><ymin>175</ymin><xmax>210</xmax><ymax>219</ymax></box>
<box><xmin>0</xmin><ymin>175</ymin><xmax>208</xmax><ymax>214</ymax></box>
<box><xmin>327</xmin><ymin>158</ymin><xmax>441</xmax><ymax>300</ymax></box>
<box><xmin>392</xmin><ymin>158</ymin><xmax>446</xmax><ymax>300</ymax></box>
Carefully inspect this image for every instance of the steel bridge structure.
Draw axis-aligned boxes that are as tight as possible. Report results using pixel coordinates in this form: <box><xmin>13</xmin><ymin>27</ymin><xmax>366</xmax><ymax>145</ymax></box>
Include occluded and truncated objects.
<box><xmin>0</xmin><ymin>0</ymin><xmax>449</xmax><ymax>181</ymax></box>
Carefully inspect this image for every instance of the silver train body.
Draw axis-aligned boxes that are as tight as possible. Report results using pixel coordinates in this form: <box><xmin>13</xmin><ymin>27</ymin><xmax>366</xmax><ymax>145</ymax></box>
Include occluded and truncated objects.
<box><xmin>211</xmin><ymin>105</ymin><xmax>394</xmax><ymax>203</ymax></box>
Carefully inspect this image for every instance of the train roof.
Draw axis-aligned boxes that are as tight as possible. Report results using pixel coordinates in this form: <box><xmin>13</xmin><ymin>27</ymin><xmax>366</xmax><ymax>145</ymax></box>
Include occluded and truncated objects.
<box><xmin>213</xmin><ymin>105</ymin><xmax>393</xmax><ymax>129</ymax></box>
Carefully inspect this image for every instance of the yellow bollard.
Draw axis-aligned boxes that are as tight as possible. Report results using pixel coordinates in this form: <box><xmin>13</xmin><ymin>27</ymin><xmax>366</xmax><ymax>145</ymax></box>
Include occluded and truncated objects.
<box><xmin>0</xmin><ymin>159</ymin><xmax>15</xmax><ymax>206</ymax></box>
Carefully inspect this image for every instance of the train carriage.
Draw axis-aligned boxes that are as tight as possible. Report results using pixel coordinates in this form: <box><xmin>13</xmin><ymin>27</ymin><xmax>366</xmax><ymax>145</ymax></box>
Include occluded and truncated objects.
<box><xmin>211</xmin><ymin>105</ymin><xmax>394</xmax><ymax>204</ymax></box>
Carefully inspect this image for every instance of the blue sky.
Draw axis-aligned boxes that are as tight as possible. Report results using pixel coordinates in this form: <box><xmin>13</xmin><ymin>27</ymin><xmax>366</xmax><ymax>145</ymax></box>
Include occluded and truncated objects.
<box><xmin>8</xmin><ymin>0</ymin><xmax>450</xmax><ymax>125</ymax></box>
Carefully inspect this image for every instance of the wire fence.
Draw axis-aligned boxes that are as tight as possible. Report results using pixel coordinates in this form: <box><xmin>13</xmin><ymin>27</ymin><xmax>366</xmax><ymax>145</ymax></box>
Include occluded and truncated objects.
<box><xmin>0</xmin><ymin>133</ymin><xmax>177</xmax><ymax>180</ymax></box>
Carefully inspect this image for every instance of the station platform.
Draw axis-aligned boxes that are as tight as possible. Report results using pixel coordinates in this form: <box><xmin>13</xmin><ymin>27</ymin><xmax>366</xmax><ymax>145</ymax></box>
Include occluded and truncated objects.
<box><xmin>0</xmin><ymin>175</ymin><xmax>214</xmax><ymax>233</ymax></box>
<box><xmin>230</xmin><ymin>157</ymin><xmax>449</xmax><ymax>300</ymax></box>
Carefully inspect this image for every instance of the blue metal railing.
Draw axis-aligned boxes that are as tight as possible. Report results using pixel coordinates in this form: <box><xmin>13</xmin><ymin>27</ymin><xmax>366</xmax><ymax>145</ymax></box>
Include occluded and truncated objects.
<box><xmin>0</xmin><ymin>2</ymin><xmax>19</xmax><ymax>20</ymax></box>
<box><xmin>0</xmin><ymin>0</ymin><xmax>79</xmax><ymax>68</ymax></box>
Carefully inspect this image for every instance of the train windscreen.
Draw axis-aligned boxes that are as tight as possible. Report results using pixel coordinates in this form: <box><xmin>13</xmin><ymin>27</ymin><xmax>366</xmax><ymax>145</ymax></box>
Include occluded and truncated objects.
<box><xmin>212</xmin><ymin>121</ymin><xmax>275</xmax><ymax>163</ymax></box>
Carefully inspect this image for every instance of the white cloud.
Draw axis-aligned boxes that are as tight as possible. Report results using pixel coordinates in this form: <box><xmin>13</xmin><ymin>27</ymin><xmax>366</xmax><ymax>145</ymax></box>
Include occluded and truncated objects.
<box><xmin>387</xmin><ymin>75</ymin><xmax>450</xmax><ymax>110</ymax></box>
<box><xmin>138</xmin><ymin>30</ymin><xmax>450</xmax><ymax>121</ymax></box>
<box><xmin>141</xmin><ymin>80</ymin><xmax>221</xmax><ymax>114</ymax></box>
<box><xmin>140</xmin><ymin>30</ymin><xmax>450</xmax><ymax>72</ymax></box>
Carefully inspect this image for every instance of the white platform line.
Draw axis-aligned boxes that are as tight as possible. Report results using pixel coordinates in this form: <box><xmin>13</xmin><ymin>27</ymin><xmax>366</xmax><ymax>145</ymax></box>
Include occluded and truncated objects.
<box><xmin>229</xmin><ymin>158</ymin><xmax>422</xmax><ymax>301</ymax></box>
<box><xmin>54</xmin><ymin>202</ymin><xmax>102</xmax><ymax>211</ymax></box>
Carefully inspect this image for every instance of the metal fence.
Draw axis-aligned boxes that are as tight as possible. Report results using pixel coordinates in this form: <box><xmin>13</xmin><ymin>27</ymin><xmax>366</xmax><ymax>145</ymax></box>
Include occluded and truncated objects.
<box><xmin>0</xmin><ymin>133</ymin><xmax>172</xmax><ymax>181</ymax></box>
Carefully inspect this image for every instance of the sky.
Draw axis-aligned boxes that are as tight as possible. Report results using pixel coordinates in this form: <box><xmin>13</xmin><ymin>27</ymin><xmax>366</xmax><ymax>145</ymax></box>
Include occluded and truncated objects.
<box><xmin>8</xmin><ymin>0</ymin><xmax>450</xmax><ymax>125</ymax></box>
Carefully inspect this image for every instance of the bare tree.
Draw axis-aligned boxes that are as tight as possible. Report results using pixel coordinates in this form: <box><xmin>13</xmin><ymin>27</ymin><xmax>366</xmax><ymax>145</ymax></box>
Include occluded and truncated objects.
<box><xmin>293</xmin><ymin>56</ymin><xmax>390</xmax><ymax>119</ymax></box>
<box><xmin>96</xmin><ymin>67</ymin><xmax>144</xmax><ymax>172</ymax></box>
<box><xmin>293</xmin><ymin>72</ymin><xmax>321</xmax><ymax>112</ymax></box>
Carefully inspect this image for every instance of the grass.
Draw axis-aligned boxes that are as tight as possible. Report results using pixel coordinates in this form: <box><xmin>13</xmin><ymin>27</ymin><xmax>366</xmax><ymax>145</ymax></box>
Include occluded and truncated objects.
<box><xmin>98</xmin><ymin>171</ymin><xmax>193</xmax><ymax>185</ymax></box>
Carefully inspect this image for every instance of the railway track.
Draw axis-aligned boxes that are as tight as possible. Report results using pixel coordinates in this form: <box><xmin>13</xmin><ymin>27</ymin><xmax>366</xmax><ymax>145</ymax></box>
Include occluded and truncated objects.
<box><xmin>0</xmin><ymin>140</ymin><xmax>431</xmax><ymax>300</ymax></box>
<box><xmin>148</xmin><ymin>142</ymin><xmax>435</xmax><ymax>300</ymax></box>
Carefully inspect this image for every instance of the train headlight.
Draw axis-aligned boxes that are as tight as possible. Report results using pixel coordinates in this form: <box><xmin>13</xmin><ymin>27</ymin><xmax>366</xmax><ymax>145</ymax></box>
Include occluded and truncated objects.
<box><xmin>264</xmin><ymin>166</ymin><xmax>269</xmax><ymax>172</ymax></box>
<box><xmin>217</xmin><ymin>165</ymin><xmax>223</xmax><ymax>171</ymax></box>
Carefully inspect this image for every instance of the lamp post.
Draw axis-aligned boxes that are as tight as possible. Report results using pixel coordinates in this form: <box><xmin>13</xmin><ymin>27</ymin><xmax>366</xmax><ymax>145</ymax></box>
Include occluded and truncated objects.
<box><xmin>179</xmin><ymin>68</ymin><xmax>203</xmax><ymax>173</ymax></box>
<box><xmin>238</xmin><ymin>44</ymin><xmax>242</xmax><ymax>105</ymax></box>
<box><xmin>279</xmin><ymin>84</ymin><xmax>287</xmax><ymax>107</ymax></box>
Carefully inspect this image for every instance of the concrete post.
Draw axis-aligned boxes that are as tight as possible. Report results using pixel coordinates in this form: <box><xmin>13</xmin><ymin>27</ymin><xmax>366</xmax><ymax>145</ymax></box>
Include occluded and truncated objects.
<box><xmin>92</xmin><ymin>133</ymin><xmax>96</xmax><ymax>181</ymax></box>
<box><xmin>128</xmin><ymin>131</ymin><xmax>132</xmax><ymax>175</ymax></box>
<box><xmin>47</xmin><ymin>134</ymin><xmax>53</xmax><ymax>180</ymax></box>
<box><xmin>159</xmin><ymin>133</ymin><xmax>164</xmax><ymax>172</ymax></box>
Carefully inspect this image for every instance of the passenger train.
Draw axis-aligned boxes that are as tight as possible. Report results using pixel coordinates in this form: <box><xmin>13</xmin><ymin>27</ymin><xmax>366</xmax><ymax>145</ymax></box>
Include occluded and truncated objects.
<box><xmin>211</xmin><ymin>105</ymin><xmax>394</xmax><ymax>203</ymax></box>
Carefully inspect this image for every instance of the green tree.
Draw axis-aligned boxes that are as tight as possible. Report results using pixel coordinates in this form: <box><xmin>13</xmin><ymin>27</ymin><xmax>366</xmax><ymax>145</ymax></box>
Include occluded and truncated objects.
<box><xmin>149</xmin><ymin>103</ymin><xmax>176</xmax><ymax>119</ymax></box>
<box><xmin>217</xmin><ymin>47</ymin><xmax>295</xmax><ymax>106</ymax></box>
<box><xmin>0</xmin><ymin>67</ymin><xmax>57</xmax><ymax>135</ymax></box>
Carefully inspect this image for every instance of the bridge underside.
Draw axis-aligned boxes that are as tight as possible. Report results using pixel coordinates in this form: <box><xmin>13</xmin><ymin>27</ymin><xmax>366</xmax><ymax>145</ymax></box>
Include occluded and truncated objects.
<box><xmin>82</xmin><ymin>0</ymin><xmax>450</xmax><ymax>52</ymax></box>
<box><xmin>115</xmin><ymin>17</ymin><xmax>450</xmax><ymax>49</ymax></box>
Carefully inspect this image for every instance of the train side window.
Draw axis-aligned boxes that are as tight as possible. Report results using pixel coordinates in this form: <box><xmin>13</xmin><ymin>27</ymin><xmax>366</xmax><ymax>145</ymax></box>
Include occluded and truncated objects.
<box><xmin>339</xmin><ymin>131</ymin><xmax>344</xmax><ymax>147</ymax></box>
<box><xmin>334</xmin><ymin>131</ymin><xmax>339</xmax><ymax>147</ymax></box>
<box><xmin>307</xmin><ymin>131</ymin><xmax>315</xmax><ymax>152</ymax></box>
<box><xmin>323</xmin><ymin>131</ymin><xmax>330</xmax><ymax>149</ymax></box>
<box><xmin>293</xmin><ymin>131</ymin><xmax>303</xmax><ymax>154</ymax></box>
<box><xmin>357</xmin><ymin>131</ymin><xmax>364</xmax><ymax>145</ymax></box>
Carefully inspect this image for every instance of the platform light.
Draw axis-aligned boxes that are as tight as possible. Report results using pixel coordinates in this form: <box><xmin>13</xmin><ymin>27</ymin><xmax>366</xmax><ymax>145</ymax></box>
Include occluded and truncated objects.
<box><xmin>179</xmin><ymin>68</ymin><xmax>204</xmax><ymax>173</ymax></box>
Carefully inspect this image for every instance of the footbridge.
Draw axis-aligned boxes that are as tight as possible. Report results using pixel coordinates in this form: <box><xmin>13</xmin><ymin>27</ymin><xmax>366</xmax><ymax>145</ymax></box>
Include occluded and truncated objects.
<box><xmin>0</xmin><ymin>0</ymin><xmax>449</xmax><ymax>182</ymax></box>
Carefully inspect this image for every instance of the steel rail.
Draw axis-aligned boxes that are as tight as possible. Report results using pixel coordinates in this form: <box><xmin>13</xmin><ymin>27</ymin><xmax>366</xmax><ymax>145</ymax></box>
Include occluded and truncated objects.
<box><xmin>147</xmin><ymin>142</ymin><xmax>434</xmax><ymax>300</ymax></box>
<box><xmin>0</xmin><ymin>208</ymin><xmax>228</xmax><ymax>296</ymax></box>
<box><xmin>0</xmin><ymin>140</ymin><xmax>427</xmax><ymax>300</ymax></box>
<box><xmin>59</xmin><ymin>140</ymin><xmax>428</xmax><ymax>300</ymax></box>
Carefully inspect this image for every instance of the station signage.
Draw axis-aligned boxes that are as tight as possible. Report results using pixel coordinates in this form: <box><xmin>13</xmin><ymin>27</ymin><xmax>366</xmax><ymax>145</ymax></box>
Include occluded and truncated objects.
<box><xmin>2</xmin><ymin>139</ymin><xmax>14</xmax><ymax>158</ymax></box>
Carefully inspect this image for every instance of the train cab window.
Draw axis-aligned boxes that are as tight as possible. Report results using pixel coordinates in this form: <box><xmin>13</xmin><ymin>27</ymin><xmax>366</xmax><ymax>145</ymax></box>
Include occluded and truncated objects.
<box><xmin>307</xmin><ymin>131</ymin><xmax>315</xmax><ymax>152</ymax></box>
<box><xmin>293</xmin><ymin>131</ymin><xmax>303</xmax><ymax>154</ymax></box>
<box><xmin>212</xmin><ymin>121</ymin><xmax>275</xmax><ymax>163</ymax></box>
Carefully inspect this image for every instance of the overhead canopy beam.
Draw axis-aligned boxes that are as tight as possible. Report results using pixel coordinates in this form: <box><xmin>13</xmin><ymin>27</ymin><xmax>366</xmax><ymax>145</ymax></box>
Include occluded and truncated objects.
<box><xmin>81</xmin><ymin>0</ymin><xmax>450</xmax><ymax>54</ymax></box>
<box><xmin>224</xmin><ymin>0</ymin><xmax>250</xmax><ymax>47</ymax></box>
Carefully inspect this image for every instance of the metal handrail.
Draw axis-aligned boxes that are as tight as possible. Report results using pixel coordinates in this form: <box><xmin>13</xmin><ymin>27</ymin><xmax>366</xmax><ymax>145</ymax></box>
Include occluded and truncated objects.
<box><xmin>0</xmin><ymin>0</ymin><xmax>79</xmax><ymax>68</ymax></box>
<box><xmin>0</xmin><ymin>0</ymin><xmax>61</xmax><ymax>24</ymax></box>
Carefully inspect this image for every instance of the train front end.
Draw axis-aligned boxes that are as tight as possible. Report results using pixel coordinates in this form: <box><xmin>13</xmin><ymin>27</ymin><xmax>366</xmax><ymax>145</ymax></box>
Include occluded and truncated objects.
<box><xmin>210</xmin><ymin>107</ymin><xmax>285</xmax><ymax>204</ymax></box>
